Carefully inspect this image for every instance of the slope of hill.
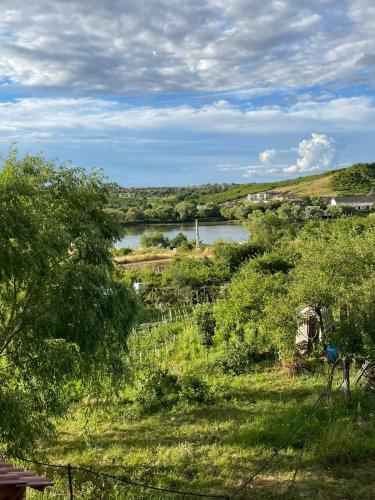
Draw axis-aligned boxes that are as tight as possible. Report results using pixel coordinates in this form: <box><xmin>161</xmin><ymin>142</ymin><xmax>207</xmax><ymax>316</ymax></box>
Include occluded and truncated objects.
<box><xmin>202</xmin><ymin>170</ymin><xmax>337</xmax><ymax>204</ymax></box>
<box><xmin>202</xmin><ymin>163</ymin><xmax>375</xmax><ymax>203</ymax></box>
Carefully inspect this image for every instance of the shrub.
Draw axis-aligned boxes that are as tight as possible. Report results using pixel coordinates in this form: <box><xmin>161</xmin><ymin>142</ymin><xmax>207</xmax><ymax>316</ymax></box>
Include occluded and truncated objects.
<box><xmin>135</xmin><ymin>369</ymin><xmax>212</xmax><ymax>412</ymax></box>
<box><xmin>140</xmin><ymin>232</ymin><xmax>170</xmax><ymax>248</ymax></box>
<box><xmin>136</xmin><ymin>369</ymin><xmax>180</xmax><ymax>413</ymax></box>
<box><xmin>213</xmin><ymin>241</ymin><xmax>263</xmax><ymax>273</ymax></box>
<box><xmin>170</xmin><ymin>232</ymin><xmax>188</xmax><ymax>248</ymax></box>
<box><xmin>217</xmin><ymin>342</ymin><xmax>256</xmax><ymax>375</ymax></box>
<box><xmin>194</xmin><ymin>303</ymin><xmax>216</xmax><ymax>350</ymax></box>
<box><xmin>113</xmin><ymin>247</ymin><xmax>132</xmax><ymax>256</ymax></box>
<box><xmin>179</xmin><ymin>374</ymin><xmax>211</xmax><ymax>404</ymax></box>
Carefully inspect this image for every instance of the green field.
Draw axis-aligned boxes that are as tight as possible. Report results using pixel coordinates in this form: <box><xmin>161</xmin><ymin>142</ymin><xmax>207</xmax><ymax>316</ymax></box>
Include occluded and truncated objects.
<box><xmin>22</xmin><ymin>316</ymin><xmax>375</xmax><ymax>499</ymax></box>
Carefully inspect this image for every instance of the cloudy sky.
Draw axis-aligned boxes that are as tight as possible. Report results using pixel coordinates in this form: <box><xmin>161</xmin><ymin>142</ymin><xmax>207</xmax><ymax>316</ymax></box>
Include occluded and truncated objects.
<box><xmin>1</xmin><ymin>0</ymin><xmax>374</xmax><ymax>186</ymax></box>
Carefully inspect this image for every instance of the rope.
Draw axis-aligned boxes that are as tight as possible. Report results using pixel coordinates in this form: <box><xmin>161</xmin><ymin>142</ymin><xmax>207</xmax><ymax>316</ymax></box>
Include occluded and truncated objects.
<box><xmin>8</xmin><ymin>454</ymin><xmax>228</xmax><ymax>499</ymax></box>
<box><xmin>7</xmin><ymin>391</ymin><xmax>330</xmax><ymax>499</ymax></box>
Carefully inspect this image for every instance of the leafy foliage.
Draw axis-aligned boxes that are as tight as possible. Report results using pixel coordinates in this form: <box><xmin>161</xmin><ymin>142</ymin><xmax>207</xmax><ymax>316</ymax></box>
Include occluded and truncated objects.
<box><xmin>194</xmin><ymin>303</ymin><xmax>216</xmax><ymax>350</ymax></box>
<box><xmin>331</xmin><ymin>163</ymin><xmax>375</xmax><ymax>194</ymax></box>
<box><xmin>0</xmin><ymin>150</ymin><xmax>138</xmax><ymax>452</ymax></box>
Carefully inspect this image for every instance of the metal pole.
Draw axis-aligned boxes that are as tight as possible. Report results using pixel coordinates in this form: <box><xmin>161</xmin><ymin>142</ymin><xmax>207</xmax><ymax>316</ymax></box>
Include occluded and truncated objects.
<box><xmin>67</xmin><ymin>464</ymin><xmax>74</xmax><ymax>499</ymax></box>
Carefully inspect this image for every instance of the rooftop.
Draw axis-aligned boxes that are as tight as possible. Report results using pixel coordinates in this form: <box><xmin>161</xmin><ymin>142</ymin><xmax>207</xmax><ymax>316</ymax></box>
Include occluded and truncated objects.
<box><xmin>0</xmin><ymin>459</ymin><xmax>52</xmax><ymax>492</ymax></box>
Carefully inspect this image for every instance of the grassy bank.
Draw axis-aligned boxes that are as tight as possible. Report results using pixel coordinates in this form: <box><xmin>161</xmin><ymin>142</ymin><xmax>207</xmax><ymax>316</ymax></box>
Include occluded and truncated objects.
<box><xmin>25</xmin><ymin>315</ymin><xmax>375</xmax><ymax>499</ymax></box>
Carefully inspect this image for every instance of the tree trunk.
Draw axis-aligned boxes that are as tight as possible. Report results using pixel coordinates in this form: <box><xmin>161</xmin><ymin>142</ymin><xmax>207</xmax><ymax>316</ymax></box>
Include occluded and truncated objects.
<box><xmin>342</xmin><ymin>356</ymin><xmax>351</xmax><ymax>402</ymax></box>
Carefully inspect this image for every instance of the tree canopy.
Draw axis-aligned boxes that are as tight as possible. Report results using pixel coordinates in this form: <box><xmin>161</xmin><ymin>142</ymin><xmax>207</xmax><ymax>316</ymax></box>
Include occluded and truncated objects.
<box><xmin>0</xmin><ymin>150</ymin><xmax>137</xmax><ymax>452</ymax></box>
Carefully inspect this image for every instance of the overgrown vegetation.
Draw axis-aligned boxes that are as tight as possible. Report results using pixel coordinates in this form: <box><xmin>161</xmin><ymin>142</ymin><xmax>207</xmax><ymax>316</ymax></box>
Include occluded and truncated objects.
<box><xmin>3</xmin><ymin>152</ymin><xmax>375</xmax><ymax>498</ymax></box>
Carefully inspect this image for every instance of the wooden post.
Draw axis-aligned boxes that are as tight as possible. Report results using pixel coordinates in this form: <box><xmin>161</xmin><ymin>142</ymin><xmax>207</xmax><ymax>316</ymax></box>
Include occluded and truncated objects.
<box><xmin>195</xmin><ymin>219</ymin><xmax>200</xmax><ymax>249</ymax></box>
<box><xmin>67</xmin><ymin>464</ymin><xmax>74</xmax><ymax>500</ymax></box>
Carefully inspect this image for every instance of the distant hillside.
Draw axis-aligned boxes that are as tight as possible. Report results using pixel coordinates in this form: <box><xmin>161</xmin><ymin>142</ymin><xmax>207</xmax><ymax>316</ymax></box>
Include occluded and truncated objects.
<box><xmin>202</xmin><ymin>163</ymin><xmax>375</xmax><ymax>203</ymax></box>
<box><xmin>202</xmin><ymin>171</ymin><xmax>336</xmax><ymax>204</ymax></box>
<box><xmin>113</xmin><ymin>163</ymin><xmax>375</xmax><ymax>224</ymax></box>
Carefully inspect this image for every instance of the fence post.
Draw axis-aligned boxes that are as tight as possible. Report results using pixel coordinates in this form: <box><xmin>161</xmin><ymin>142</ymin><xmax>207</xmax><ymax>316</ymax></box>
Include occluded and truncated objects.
<box><xmin>67</xmin><ymin>463</ymin><xmax>74</xmax><ymax>499</ymax></box>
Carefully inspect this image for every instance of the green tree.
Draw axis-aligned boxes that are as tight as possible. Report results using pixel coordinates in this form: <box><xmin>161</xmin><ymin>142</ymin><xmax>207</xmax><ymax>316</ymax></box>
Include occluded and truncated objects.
<box><xmin>170</xmin><ymin>232</ymin><xmax>188</xmax><ymax>248</ymax></box>
<box><xmin>0</xmin><ymin>150</ymin><xmax>137</xmax><ymax>452</ymax></box>
<box><xmin>247</xmin><ymin>211</ymin><xmax>298</xmax><ymax>248</ymax></box>
<box><xmin>271</xmin><ymin>219</ymin><xmax>375</xmax><ymax>398</ymax></box>
<box><xmin>214</xmin><ymin>254</ymin><xmax>290</xmax><ymax>345</ymax></box>
<box><xmin>175</xmin><ymin>201</ymin><xmax>197</xmax><ymax>221</ymax></box>
<box><xmin>140</xmin><ymin>232</ymin><xmax>170</xmax><ymax>248</ymax></box>
<box><xmin>124</xmin><ymin>207</ymin><xmax>144</xmax><ymax>221</ymax></box>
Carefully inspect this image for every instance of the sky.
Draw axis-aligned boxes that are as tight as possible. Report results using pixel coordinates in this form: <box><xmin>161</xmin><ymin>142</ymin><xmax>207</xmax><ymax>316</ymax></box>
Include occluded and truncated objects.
<box><xmin>0</xmin><ymin>0</ymin><xmax>375</xmax><ymax>186</ymax></box>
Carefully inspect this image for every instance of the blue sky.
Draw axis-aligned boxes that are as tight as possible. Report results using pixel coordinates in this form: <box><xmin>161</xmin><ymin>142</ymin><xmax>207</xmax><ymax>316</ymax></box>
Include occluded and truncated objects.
<box><xmin>0</xmin><ymin>0</ymin><xmax>375</xmax><ymax>186</ymax></box>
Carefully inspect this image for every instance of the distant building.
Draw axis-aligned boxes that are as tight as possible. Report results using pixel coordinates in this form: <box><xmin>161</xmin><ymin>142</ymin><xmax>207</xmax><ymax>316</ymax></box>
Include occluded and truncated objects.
<box><xmin>330</xmin><ymin>196</ymin><xmax>375</xmax><ymax>210</ymax></box>
<box><xmin>118</xmin><ymin>187</ymin><xmax>133</xmax><ymax>198</ymax></box>
<box><xmin>218</xmin><ymin>201</ymin><xmax>239</xmax><ymax>209</ymax></box>
<box><xmin>246</xmin><ymin>191</ymin><xmax>288</xmax><ymax>203</ymax></box>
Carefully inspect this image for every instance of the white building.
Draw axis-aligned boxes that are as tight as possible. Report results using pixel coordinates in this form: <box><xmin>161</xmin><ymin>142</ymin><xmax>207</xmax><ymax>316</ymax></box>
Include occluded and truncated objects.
<box><xmin>246</xmin><ymin>191</ymin><xmax>287</xmax><ymax>203</ymax></box>
<box><xmin>330</xmin><ymin>196</ymin><xmax>375</xmax><ymax>210</ymax></box>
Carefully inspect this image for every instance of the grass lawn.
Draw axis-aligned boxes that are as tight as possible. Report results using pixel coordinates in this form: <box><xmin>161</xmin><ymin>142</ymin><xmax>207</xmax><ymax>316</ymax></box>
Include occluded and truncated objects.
<box><xmin>26</xmin><ymin>367</ymin><xmax>375</xmax><ymax>499</ymax></box>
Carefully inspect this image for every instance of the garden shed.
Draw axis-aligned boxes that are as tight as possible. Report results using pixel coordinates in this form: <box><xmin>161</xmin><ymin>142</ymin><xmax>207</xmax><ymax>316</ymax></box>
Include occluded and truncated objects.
<box><xmin>296</xmin><ymin>306</ymin><xmax>334</xmax><ymax>354</ymax></box>
<box><xmin>0</xmin><ymin>459</ymin><xmax>52</xmax><ymax>499</ymax></box>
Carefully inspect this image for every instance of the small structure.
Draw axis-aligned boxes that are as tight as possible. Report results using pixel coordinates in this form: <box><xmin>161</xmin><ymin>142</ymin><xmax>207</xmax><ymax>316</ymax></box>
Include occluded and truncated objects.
<box><xmin>118</xmin><ymin>188</ymin><xmax>133</xmax><ymax>198</ymax></box>
<box><xmin>329</xmin><ymin>195</ymin><xmax>375</xmax><ymax>211</ymax></box>
<box><xmin>0</xmin><ymin>459</ymin><xmax>52</xmax><ymax>499</ymax></box>
<box><xmin>246</xmin><ymin>191</ymin><xmax>287</xmax><ymax>203</ymax></box>
<box><xmin>218</xmin><ymin>201</ymin><xmax>238</xmax><ymax>209</ymax></box>
<box><xmin>296</xmin><ymin>306</ymin><xmax>334</xmax><ymax>354</ymax></box>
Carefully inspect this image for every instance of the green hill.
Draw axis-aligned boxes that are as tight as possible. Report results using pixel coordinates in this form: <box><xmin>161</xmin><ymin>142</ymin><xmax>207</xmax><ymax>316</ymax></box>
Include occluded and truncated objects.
<box><xmin>202</xmin><ymin>163</ymin><xmax>375</xmax><ymax>204</ymax></box>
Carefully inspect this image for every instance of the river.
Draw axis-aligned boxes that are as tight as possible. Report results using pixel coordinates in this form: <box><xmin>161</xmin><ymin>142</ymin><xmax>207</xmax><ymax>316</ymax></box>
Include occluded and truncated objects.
<box><xmin>116</xmin><ymin>222</ymin><xmax>249</xmax><ymax>249</ymax></box>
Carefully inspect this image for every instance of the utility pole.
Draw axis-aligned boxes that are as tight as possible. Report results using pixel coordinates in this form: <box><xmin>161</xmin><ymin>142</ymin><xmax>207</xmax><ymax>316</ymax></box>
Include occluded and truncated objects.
<box><xmin>195</xmin><ymin>218</ymin><xmax>200</xmax><ymax>249</ymax></box>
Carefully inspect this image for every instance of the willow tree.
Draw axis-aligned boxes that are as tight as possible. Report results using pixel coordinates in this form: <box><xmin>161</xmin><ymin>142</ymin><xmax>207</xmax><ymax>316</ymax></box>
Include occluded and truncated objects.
<box><xmin>0</xmin><ymin>150</ymin><xmax>137</xmax><ymax>452</ymax></box>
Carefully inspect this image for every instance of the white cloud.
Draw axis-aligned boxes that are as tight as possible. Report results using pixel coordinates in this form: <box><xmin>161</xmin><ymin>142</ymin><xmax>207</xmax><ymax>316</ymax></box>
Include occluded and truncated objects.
<box><xmin>259</xmin><ymin>148</ymin><xmax>292</xmax><ymax>166</ymax></box>
<box><xmin>0</xmin><ymin>1</ymin><xmax>373</xmax><ymax>94</ymax></box>
<box><xmin>0</xmin><ymin>96</ymin><xmax>374</xmax><ymax>146</ymax></box>
<box><xmin>284</xmin><ymin>133</ymin><xmax>336</xmax><ymax>173</ymax></box>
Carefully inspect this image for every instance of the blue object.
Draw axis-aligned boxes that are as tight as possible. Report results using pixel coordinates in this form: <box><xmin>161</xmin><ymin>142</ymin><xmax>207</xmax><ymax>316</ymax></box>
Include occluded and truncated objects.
<box><xmin>326</xmin><ymin>344</ymin><xmax>340</xmax><ymax>363</ymax></box>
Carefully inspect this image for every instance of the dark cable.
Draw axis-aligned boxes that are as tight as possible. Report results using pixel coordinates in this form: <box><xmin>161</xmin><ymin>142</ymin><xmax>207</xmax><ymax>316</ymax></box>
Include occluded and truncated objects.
<box><xmin>228</xmin><ymin>393</ymin><xmax>327</xmax><ymax>499</ymax></box>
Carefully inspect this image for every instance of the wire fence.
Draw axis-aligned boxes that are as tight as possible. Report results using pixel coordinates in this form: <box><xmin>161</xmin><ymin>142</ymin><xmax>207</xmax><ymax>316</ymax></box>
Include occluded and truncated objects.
<box><xmin>6</xmin><ymin>391</ymin><xmax>329</xmax><ymax>499</ymax></box>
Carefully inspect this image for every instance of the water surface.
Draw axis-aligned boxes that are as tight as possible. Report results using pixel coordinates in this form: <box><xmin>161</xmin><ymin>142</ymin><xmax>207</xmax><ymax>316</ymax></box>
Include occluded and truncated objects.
<box><xmin>116</xmin><ymin>222</ymin><xmax>249</xmax><ymax>249</ymax></box>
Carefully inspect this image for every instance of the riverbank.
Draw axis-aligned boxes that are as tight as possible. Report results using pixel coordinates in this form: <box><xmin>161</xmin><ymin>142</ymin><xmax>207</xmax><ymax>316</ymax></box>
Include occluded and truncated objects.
<box><xmin>114</xmin><ymin>246</ymin><xmax>213</xmax><ymax>269</ymax></box>
<box><xmin>121</xmin><ymin>216</ymin><xmax>227</xmax><ymax>226</ymax></box>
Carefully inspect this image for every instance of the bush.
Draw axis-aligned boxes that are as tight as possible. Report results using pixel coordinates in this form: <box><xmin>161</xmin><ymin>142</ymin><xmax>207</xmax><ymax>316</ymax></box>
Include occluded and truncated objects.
<box><xmin>140</xmin><ymin>232</ymin><xmax>170</xmax><ymax>248</ymax></box>
<box><xmin>217</xmin><ymin>342</ymin><xmax>256</xmax><ymax>375</ymax></box>
<box><xmin>194</xmin><ymin>303</ymin><xmax>216</xmax><ymax>350</ymax></box>
<box><xmin>179</xmin><ymin>374</ymin><xmax>211</xmax><ymax>404</ymax></box>
<box><xmin>113</xmin><ymin>247</ymin><xmax>132</xmax><ymax>256</ymax></box>
<box><xmin>135</xmin><ymin>369</ymin><xmax>212</xmax><ymax>412</ymax></box>
<box><xmin>136</xmin><ymin>369</ymin><xmax>180</xmax><ymax>413</ymax></box>
<box><xmin>170</xmin><ymin>232</ymin><xmax>188</xmax><ymax>248</ymax></box>
<box><xmin>213</xmin><ymin>241</ymin><xmax>263</xmax><ymax>272</ymax></box>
